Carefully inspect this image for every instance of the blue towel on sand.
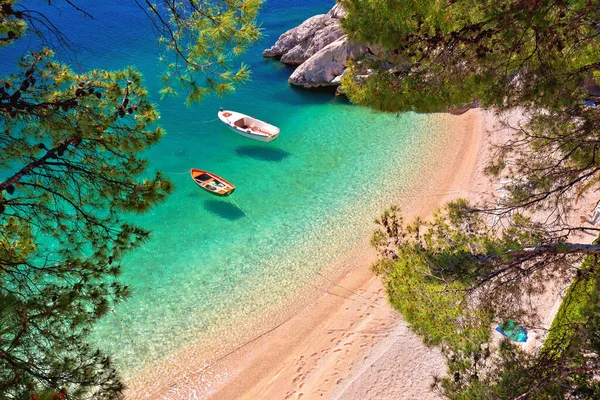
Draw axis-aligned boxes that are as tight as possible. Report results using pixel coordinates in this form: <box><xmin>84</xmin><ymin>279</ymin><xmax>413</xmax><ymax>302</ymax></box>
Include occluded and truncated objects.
<box><xmin>496</xmin><ymin>321</ymin><xmax>528</xmax><ymax>342</ymax></box>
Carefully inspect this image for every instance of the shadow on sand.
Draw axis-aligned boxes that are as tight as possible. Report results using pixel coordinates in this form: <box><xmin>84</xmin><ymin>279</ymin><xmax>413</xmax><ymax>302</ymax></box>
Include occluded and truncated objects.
<box><xmin>235</xmin><ymin>145</ymin><xmax>291</xmax><ymax>162</ymax></box>
<box><xmin>203</xmin><ymin>199</ymin><xmax>245</xmax><ymax>221</ymax></box>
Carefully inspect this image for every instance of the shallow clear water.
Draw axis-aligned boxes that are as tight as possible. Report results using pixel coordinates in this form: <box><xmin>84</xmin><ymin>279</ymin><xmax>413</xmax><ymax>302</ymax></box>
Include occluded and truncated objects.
<box><xmin>1</xmin><ymin>0</ymin><xmax>447</xmax><ymax>377</ymax></box>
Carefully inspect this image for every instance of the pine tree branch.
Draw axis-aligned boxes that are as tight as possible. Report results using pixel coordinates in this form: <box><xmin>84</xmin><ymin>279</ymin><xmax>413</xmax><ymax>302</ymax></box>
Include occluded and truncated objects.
<box><xmin>476</xmin><ymin>243</ymin><xmax>600</xmax><ymax>287</ymax></box>
<box><xmin>513</xmin><ymin>361</ymin><xmax>600</xmax><ymax>400</ymax></box>
<box><xmin>508</xmin><ymin>243</ymin><xmax>600</xmax><ymax>257</ymax></box>
<box><xmin>0</xmin><ymin>138</ymin><xmax>76</xmax><ymax>193</ymax></box>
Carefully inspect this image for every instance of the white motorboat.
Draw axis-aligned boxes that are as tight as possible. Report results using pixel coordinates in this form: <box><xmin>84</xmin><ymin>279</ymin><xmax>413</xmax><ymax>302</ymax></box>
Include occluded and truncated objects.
<box><xmin>217</xmin><ymin>109</ymin><xmax>280</xmax><ymax>142</ymax></box>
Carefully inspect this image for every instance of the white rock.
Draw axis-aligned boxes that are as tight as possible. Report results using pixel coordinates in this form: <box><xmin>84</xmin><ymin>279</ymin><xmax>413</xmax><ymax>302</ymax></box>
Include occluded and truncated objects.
<box><xmin>264</xmin><ymin>3</ymin><xmax>367</xmax><ymax>88</ymax></box>
<box><xmin>288</xmin><ymin>36</ymin><xmax>367</xmax><ymax>88</ymax></box>
<box><xmin>330</xmin><ymin>69</ymin><xmax>347</xmax><ymax>85</ymax></box>
<box><xmin>280</xmin><ymin>23</ymin><xmax>344</xmax><ymax>65</ymax></box>
<box><xmin>326</xmin><ymin>3</ymin><xmax>346</xmax><ymax>19</ymax></box>
<box><xmin>263</xmin><ymin>4</ymin><xmax>346</xmax><ymax>65</ymax></box>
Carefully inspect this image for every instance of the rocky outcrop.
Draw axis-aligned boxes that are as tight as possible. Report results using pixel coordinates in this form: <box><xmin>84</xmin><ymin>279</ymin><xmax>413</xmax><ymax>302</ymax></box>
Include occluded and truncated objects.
<box><xmin>263</xmin><ymin>4</ymin><xmax>346</xmax><ymax>65</ymax></box>
<box><xmin>263</xmin><ymin>3</ymin><xmax>367</xmax><ymax>89</ymax></box>
<box><xmin>325</xmin><ymin>3</ymin><xmax>346</xmax><ymax>19</ymax></box>
<box><xmin>288</xmin><ymin>37</ymin><xmax>367</xmax><ymax>88</ymax></box>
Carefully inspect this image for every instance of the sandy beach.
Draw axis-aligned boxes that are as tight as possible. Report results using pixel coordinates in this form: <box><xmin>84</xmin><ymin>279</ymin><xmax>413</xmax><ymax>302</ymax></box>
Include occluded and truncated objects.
<box><xmin>124</xmin><ymin>109</ymin><xmax>490</xmax><ymax>399</ymax></box>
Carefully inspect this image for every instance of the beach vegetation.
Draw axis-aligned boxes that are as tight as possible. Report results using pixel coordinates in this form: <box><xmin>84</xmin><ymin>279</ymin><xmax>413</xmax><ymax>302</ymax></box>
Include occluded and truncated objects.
<box><xmin>341</xmin><ymin>0</ymin><xmax>600</xmax><ymax>114</ymax></box>
<box><xmin>544</xmin><ymin>252</ymin><xmax>599</xmax><ymax>357</ymax></box>
<box><xmin>373</xmin><ymin>204</ymin><xmax>600</xmax><ymax>398</ymax></box>
<box><xmin>0</xmin><ymin>0</ymin><xmax>261</xmax><ymax>398</ymax></box>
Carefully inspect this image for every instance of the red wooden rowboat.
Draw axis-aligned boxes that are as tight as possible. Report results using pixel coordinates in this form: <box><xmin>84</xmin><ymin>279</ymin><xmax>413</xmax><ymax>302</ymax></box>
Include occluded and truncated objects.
<box><xmin>190</xmin><ymin>169</ymin><xmax>235</xmax><ymax>197</ymax></box>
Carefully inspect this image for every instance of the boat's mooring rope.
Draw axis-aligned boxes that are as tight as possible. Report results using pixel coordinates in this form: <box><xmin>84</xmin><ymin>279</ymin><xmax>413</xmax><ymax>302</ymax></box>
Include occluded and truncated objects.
<box><xmin>196</xmin><ymin>117</ymin><xmax>219</xmax><ymax>124</ymax></box>
<box><xmin>229</xmin><ymin>195</ymin><xmax>260</xmax><ymax>226</ymax></box>
<box><xmin>111</xmin><ymin>308</ymin><xmax>124</xmax><ymax>328</ymax></box>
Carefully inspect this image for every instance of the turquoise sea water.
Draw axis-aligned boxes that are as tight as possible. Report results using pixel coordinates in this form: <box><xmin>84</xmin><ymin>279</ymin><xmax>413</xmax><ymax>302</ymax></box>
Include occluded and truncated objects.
<box><xmin>1</xmin><ymin>0</ymin><xmax>449</xmax><ymax>381</ymax></box>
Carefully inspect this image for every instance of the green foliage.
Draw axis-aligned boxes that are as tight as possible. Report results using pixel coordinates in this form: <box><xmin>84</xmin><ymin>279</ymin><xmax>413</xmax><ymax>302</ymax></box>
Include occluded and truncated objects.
<box><xmin>341</xmin><ymin>0</ymin><xmax>600</xmax><ymax>113</ymax></box>
<box><xmin>372</xmin><ymin>203</ymin><xmax>600</xmax><ymax>398</ymax></box>
<box><xmin>3</xmin><ymin>1</ymin><xmax>262</xmax><ymax>103</ymax></box>
<box><xmin>371</xmin><ymin>202</ymin><xmax>521</xmax><ymax>345</ymax></box>
<box><xmin>341</xmin><ymin>1</ymin><xmax>600</xmax><ymax>215</ymax></box>
<box><xmin>0</xmin><ymin>1</ymin><xmax>27</xmax><ymax>48</ymax></box>
<box><xmin>527</xmin><ymin>253</ymin><xmax>600</xmax><ymax>398</ymax></box>
<box><xmin>436</xmin><ymin>339</ymin><xmax>538</xmax><ymax>399</ymax></box>
<box><xmin>0</xmin><ymin>49</ymin><xmax>172</xmax><ymax>399</ymax></box>
<box><xmin>436</xmin><ymin>263</ymin><xmax>600</xmax><ymax>399</ymax></box>
<box><xmin>371</xmin><ymin>200</ymin><xmax>557</xmax><ymax>337</ymax></box>
<box><xmin>383</xmin><ymin>252</ymin><xmax>490</xmax><ymax>348</ymax></box>
<box><xmin>147</xmin><ymin>0</ymin><xmax>262</xmax><ymax>104</ymax></box>
<box><xmin>544</xmin><ymin>255</ymin><xmax>598</xmax><ymax>356</ymax></box>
